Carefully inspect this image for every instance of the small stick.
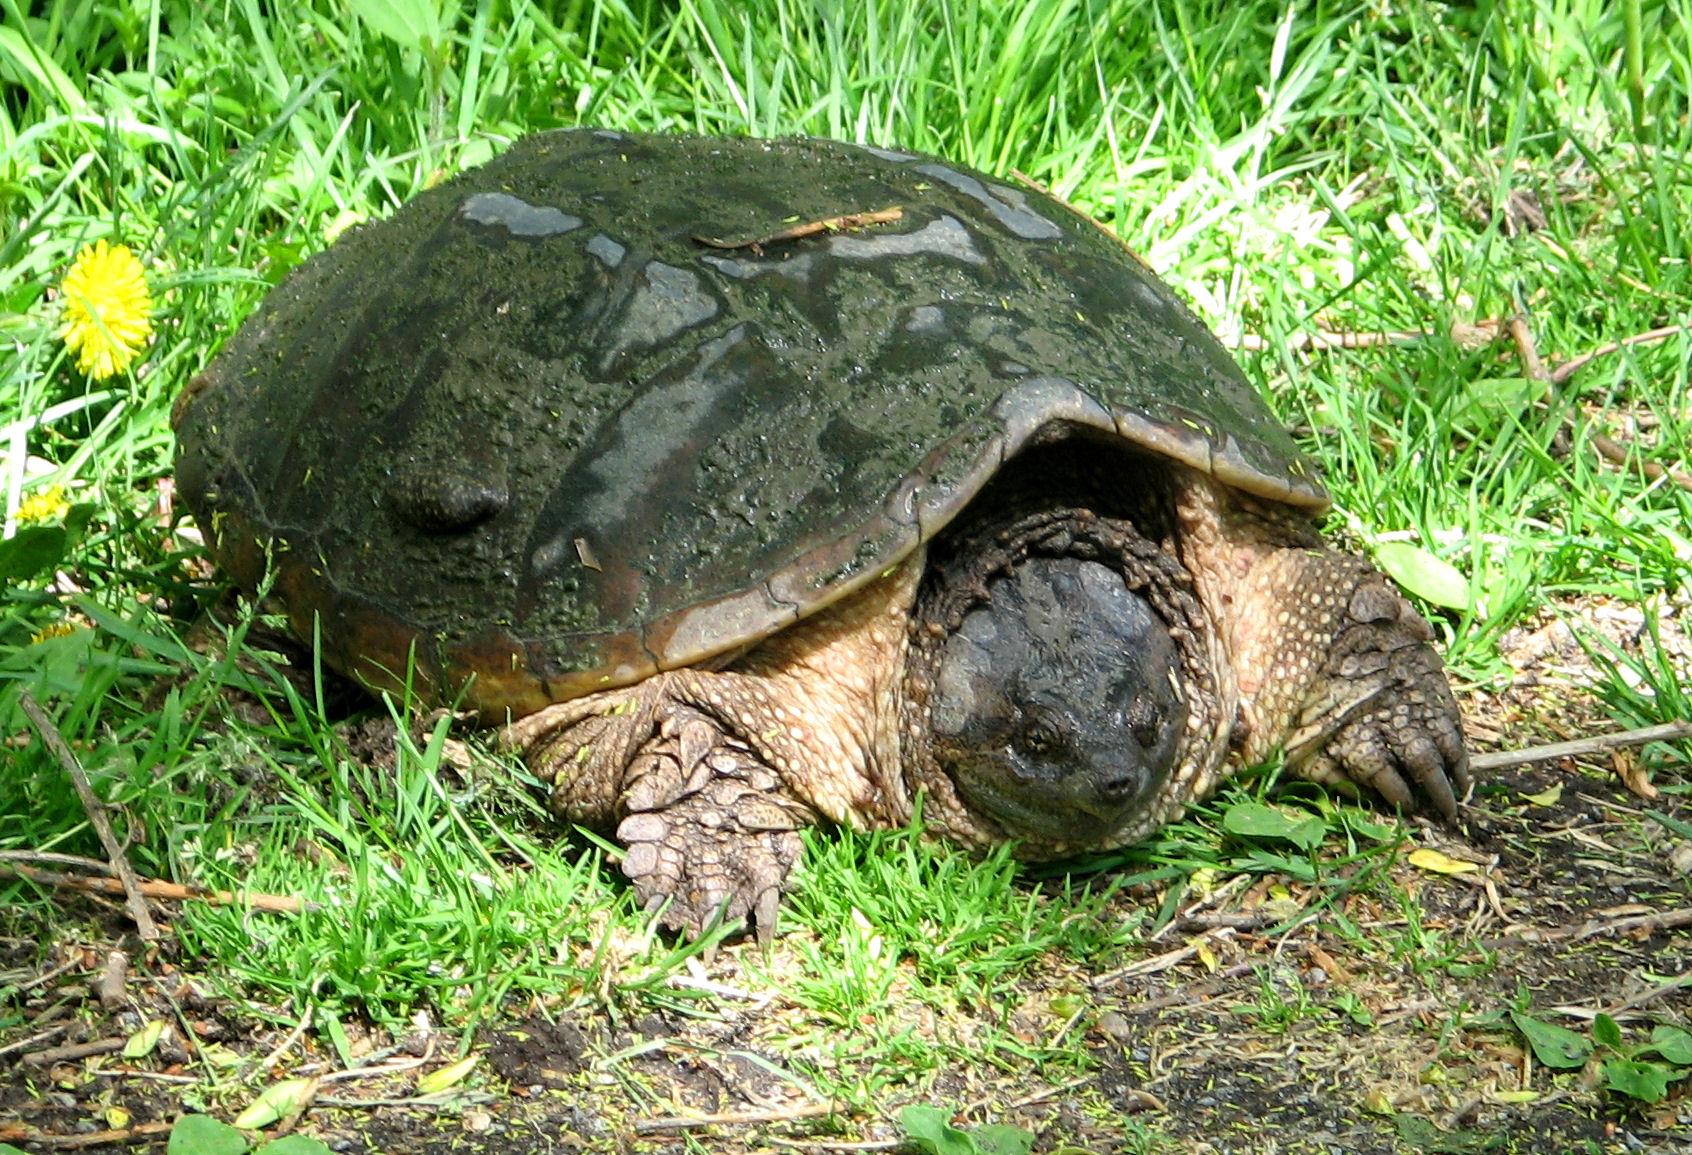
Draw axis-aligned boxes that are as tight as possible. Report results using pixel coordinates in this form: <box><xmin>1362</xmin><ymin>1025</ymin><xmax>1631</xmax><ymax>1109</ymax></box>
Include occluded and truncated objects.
<box><xmin>1</xmin><ymin>862</ymin><xmax>314</xmax><ymax>915</ymax></box>
<box><xmin>1091</xmin><ymin>928</ymin><xmax>1249</xmax><ymax>985</ymax></box>
<box><xmin>1007</xmin><ymin>1075</ymin><xmax>1094</xmax><ymax>1109</ymax></box>
<box><xmin>0</xmin><ymin>849</ymin><xmax>118</xmax><ymax>873</ymax></box>
<box><xmin>1590</xmin><ymin>430</ymin><xmax>1692</xmax><ymax>493</ymax></box>
<box><xmin>18</xmin><ymin>691</ymin><xmax>159</xmax><ymax>941</ymax></box>
<box><xmin>22</xmin><ymin>1037</ymin><xmax>128</xmax><ymax>1066</ymax></box>
<box><xmin>766</xmin><ymin>1138</ymin><xmax>901</xmax><ymax>1152</ymax></box>
<box><xmin>634</xmin><ymin>1101</ymin><xmax>842</xmax><ymax>1134</ymax></box>
<box><xmin>1230</xmin><ymin>329</ymin><xmax>1429</xmax><ymax>352</ymax></box>
<box><xmin>1486</xmin><ymin>906</ymin><xmax>1692</xmax><ymax>948</ymax></box>
<box><xmin>1508</xmin><ymin>312</ymin><xmax>1692</xmax><ymax>491</ymax></box>
<box><xmin>13</xmin><ymin>955</ymin><xmax>84</xmax><ymax>993</ymax></box>
<box><xmin>1468</xmin><ymin>720</ymin><xmax>1692</xmax><ymax>772</ymax></box>
<box><xmin>0</xmin><ymin>1026</ymin><xmax>69</xmax><ymax>1061</ymax></box>
<box><xmin>0</xmin><ymin>1122</ymin><xmax>175</xmax><ymax>1150</ymax></box>
<box><xmin>1174</xmin><ymin>911</ymin><xmax>1281</xmax><ymax>932</ymax></box>
<box><xmin>695</xmin><ymin>206</ymin><xmax>902</xmax><ymax>252</ymax></box>
<box><xmin>1550</xmin><ymin>324</ymin><xmax>1684</xmax><ymax>384</ymax></box>
<box><xmin>251</xmin><ymin>1002</ymin><xmax>316</xmax><ymax>1075</ymax></box>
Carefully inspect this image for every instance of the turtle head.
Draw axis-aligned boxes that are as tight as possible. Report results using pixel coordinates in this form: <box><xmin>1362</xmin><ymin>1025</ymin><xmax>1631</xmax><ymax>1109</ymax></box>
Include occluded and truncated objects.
<box><xmin>929</xmin><ymin>556</ymin><xmax>1187</xmax><ymax>845</ymax></box>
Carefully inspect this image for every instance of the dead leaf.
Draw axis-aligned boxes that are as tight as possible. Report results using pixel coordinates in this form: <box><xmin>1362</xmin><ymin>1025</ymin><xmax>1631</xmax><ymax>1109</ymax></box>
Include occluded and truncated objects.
<box><xmin>1307</xmin><ymin>943</ymin><xmax>1352</xmax><ymax>985</ymax></box>
<box><xmin>1408</xmin><ymin>848</ymin><xmax>1479</xmax><ymax>875</ymax></box>
<box><xmin>1613</xmin><ymin>750</ymin><xmax>1658</xmax><ymax>800</ymax></box>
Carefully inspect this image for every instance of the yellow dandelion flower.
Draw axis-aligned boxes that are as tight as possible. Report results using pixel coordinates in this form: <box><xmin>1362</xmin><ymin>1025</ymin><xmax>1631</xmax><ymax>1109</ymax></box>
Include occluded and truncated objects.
<box><xmin>57</xmin><ymin>240</ymin><xmax>155</xmax><ymax>379</ymax></box>
<box><xmin>30</xmin><ymin>621</ymin><xmax>77</xmax><ymax>645</ymax></box>
<box><xmin>15</xmin><ymin>485</ymin><xmax>71</xmax><ymax>525</ymax></box>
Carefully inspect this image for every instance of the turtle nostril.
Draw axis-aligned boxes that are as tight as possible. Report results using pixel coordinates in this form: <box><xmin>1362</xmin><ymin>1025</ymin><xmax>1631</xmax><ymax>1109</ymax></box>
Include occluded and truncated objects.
<box><xmin>1097</xmin><ymin>769</ymin><xmax>1143</xmax><ymax>800</ymax></box>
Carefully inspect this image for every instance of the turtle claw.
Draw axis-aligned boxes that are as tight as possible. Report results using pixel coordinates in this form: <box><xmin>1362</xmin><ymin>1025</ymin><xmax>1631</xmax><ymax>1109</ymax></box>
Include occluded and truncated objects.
<box><xmin>1296</xmin><ymin>586</ymin><xmax>1470</xmax><ymax>821</ymax></box>
<box><xmin>616</xmin><ymin>797</ymin><xmax>803</xmax><ymax>938</ymax></box>
<box><xmin>754</xmin><ymin>886</ymin><xmax>782</xmax><ymax>949</ymax></box>
<box><xmin>614</xmin><ymin>706</ymin><xmax>809</xmax><ymax>940</ymax></box>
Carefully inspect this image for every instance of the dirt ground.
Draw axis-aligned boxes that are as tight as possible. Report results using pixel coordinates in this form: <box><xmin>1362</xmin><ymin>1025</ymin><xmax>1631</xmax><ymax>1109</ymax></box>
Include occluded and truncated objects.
<box><xmin>3</xmin><ymin>602</ymin><xmax>1690</xmax><ymax>1154</ymax></box>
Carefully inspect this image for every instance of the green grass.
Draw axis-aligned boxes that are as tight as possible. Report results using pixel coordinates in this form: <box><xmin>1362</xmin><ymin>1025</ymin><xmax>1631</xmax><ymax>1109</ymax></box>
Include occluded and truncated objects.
<box><xmin>2</xmin><ymin>0</ymin><xmax>1691</xmax><ymax>1145</ymax></box>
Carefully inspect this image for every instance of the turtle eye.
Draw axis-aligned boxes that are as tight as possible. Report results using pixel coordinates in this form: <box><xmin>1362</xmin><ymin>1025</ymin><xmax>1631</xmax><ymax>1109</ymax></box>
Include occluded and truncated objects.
<box><xmin>1127</xmin><ymin>694</ymin><xmax>1164</xmax><ymax>749</ymax></box>
<box><xmin>1015</xmin><ymin>718</ymin><xmax>1062</xmax><ymax>758</ymax></box>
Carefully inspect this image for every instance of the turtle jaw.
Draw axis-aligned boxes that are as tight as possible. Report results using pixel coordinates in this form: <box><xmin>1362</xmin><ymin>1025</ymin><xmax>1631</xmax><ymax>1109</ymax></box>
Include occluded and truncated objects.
<box><xmin>944</xmin><ymin>744</ymin><xmax>1179</xmax><ymax>846</ymax></box>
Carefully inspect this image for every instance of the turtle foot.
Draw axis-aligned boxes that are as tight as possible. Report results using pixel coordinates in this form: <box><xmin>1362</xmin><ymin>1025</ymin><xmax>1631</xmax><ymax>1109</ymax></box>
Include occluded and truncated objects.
<box><xmin>1277</xmin><ymin>566</ymin><xmax>1470</xmax><ymax>819</ymax></box>
<box><xmin>615</xmin><ymin>707</ymin><xmax>811</xmax><ymax>941</ymax></box>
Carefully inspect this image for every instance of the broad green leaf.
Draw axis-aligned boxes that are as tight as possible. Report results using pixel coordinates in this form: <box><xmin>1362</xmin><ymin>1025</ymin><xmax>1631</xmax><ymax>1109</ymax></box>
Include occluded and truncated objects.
<box><xmin>417</xmin><ymin>1054</ymin><xmax>479</xmax><ymax>1095</ymax></box>
<box><xmin>1647</xmin><ymin>1025</ymin><xmax>1692</xmax><ymax>1065</ymax></box>
<box><xmin>234</xmin><ymin>1078</ymin><xmax>316</xmax><ymax>1130</ymax></box>
<box><xmin>123</xmin><ymin>1019</ymin><xmax>167</xmax><ymax>1059</ymax></box>
<box><xmin>899</xmin><ymin>1106</ymin><xmax>977</xmax><ymax>1155</ymax></box>
<box><xmin>1519</xmin><ymin>784</ymin><xmax>1561</xmax><ymax>806</ymax></box>
<box><xmin>1510</xmin><ymin>1011</ymin><xmax>1591</xmax><ymax>1069</ymax></box>
<box><xmin>972</xmin><ymin>1124</ymin><xmax>1036</xmax><ymax>1155</ymax></box>
<box><xmin>1601</xmin><ymin>1058</ymin><xmax>1672</xmax><ymax>1102</ymax></box>
<box><xmin>0</xmin><ymin>525</ymin><xmax>68</xmax><ymax>582</ymax></box>
<box><xmin>255</xmin><ymin>1136</ymin><xmax>334</xmax><ymax>1155</ymax></box>
<box><xmin>1222</xmin><ymin>801</ymin><xmax>1325</xmax><ymax>850</ymax></box>
<box><xmin>898</xmin><ymin>1106</ymin><xmax>1033</xmax><ymax>1155</ymax></box>
<box><xmin>1453</xmin><ymin>376</ymin><xmax>1548</xmax><ymax>429</ymax></box>
<box><xmin>347</xmin><ymin>0</ymin><xmax>444</xmax><ymax>50</ymax></box>
<box><xmin>1346</xmin><ymin>816</ymin><xmax>1399</xmax><ymax>843</ymax></box>
<box><xmin>1593</xmin><ymin>1013</ymin><xmax>1623</xmax><ymax>1049</ymax></box>
<box><xmin>1372</xmin><ymin>542</ymin><xmax>1472</xmax><ymax>611</ymax></box>
<box><xmin>167</xmin><ymin>1114</ymin><xmax>248</xmax><ymax>1155</ymax></box>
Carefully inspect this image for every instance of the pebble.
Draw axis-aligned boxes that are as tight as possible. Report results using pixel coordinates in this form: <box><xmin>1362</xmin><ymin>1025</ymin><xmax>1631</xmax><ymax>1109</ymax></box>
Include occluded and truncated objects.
<box><xmin>1670</xmin><ymin>842</ymin><xmax>1692</xmax><ymax>876</ymax></box>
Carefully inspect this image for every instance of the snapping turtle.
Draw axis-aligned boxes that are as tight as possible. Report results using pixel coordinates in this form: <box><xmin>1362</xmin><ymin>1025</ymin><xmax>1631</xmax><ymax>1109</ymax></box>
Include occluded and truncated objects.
<box><xmin>174</xmin><ymin>129</ymin><xmax>1468</xmax><ymax>935</ymax></box>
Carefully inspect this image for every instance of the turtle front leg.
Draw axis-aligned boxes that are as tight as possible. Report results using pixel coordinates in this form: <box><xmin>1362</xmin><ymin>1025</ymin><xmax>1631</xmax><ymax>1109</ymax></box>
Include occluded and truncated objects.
<box><xmin>507</xmin><ymin>674</ymin><xmax>819</xmax><ymax>939</ymax></box>
<box><xmin>1228</xmin><ymin>549</ymin><xmax>1469</xmax><ymax>818</ymax></box>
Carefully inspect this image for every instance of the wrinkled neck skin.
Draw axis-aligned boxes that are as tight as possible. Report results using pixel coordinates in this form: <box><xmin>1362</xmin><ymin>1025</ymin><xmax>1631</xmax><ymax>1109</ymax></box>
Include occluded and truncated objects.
<box><xmin>900</xmin><ymin>505</ymin><xmax>1223</xmax><ymax>859</ymax></box>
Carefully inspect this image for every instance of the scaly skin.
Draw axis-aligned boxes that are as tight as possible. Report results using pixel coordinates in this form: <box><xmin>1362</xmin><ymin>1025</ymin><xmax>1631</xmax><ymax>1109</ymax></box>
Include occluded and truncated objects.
<box><xmin>1173</xmin><ymin>475</ymin><xmax>1470</xmax><ymax>817</ymax></box>
<box><xmin>506</xmin><ymin>563</ymin><xmax>919</xmax><ymax>938</ymax></box>
<box><xmin>507</xmin><ymin>466</ymin><xmax>1468</xmax><ymax>938</ymax></box>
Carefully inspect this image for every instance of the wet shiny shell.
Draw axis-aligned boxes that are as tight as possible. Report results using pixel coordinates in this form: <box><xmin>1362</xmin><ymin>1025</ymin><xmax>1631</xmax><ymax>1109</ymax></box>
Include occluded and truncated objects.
<box><xmin>173</xmin><ymin>129</ymin><xmax>1326</xmax><ymax>716</ymax></box>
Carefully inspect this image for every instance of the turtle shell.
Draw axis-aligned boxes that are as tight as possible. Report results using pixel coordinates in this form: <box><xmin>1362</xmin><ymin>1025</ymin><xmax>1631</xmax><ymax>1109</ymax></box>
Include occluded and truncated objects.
<box><xmin>173</xmin><ymin>129</ymin><xmax>1326</xmax><ymax>716</ymax></box>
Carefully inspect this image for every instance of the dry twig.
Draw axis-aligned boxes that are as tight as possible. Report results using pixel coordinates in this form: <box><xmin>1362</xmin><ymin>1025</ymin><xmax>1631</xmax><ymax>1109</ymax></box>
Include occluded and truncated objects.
<box><xmin>766</xmin><ymin>1139</ymin><xmax>901</xmax><ymax>1152</ymax></box>
<box><xmin>0</xmin><ymin>1026</ymin><xmax>69</xmax><ymax>1061</ymax></box>
<box><xmin>694</xmin><ymin>207</ymin><xmax>903</xmax><ymax>251</ymax></box>
<box><xmin>0</xmin><ymin>1122</ymin><xmax>175</xmax><ymax>1150</ymax></box>
<box><xmin>1588</xmin><ymin>430</ymin><xmax>1692</xmax><ymax>493</ymax></box>
<box><xmin>0</xmin><ymin>860</ymin><xmax>313</xmax><ymax>915</ymax></box>
<box><xmin>1230</xmin><ymin>328</ymin><xmax>1430</xmax><ymax>353</ymax></box>
<box><xmin>17</xmin><ymin>691</ymin><xmax>159</xmax><ymax>940</ymax></box>
<box><xmin>1468</xmin><ymin>720</ymin><xmax>1692</xmax><ymax>772</ymax></box>
<box><xmin>1486</xmin><ymin>907</ymin><xmax>1692</xmax><ymax>949</ymax></box>
<box><xmin>1550</xmin><ymin>323</ymin><xmax>1684</xmax><ymax>384</ymax></box>
<box><xmin>21</xmin><ymin>1037</ymin><xmax>128</xmax><ymax>1066</ymax></box>
<box><xmin>635</xmin><ymin>1101</ymin><xmax>842</xmax><ymax>1134</ymax></box>
<box><xmin>1508</xmin><ymin>312</ymin><xmax>1692</xmax><ymax>491</ymax></box>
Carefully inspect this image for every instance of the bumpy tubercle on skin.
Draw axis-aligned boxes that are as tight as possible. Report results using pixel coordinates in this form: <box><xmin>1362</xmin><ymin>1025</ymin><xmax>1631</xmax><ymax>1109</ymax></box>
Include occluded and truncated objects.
<box><xmin>1176</xmin><ymin>477</ymin><xmax>1356</xmax><ymax>739</ymax></box>
<box><xmin>505</xmin><ymin>558</ymin><xmax>922</xmax><ymax>831</ymax></box>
